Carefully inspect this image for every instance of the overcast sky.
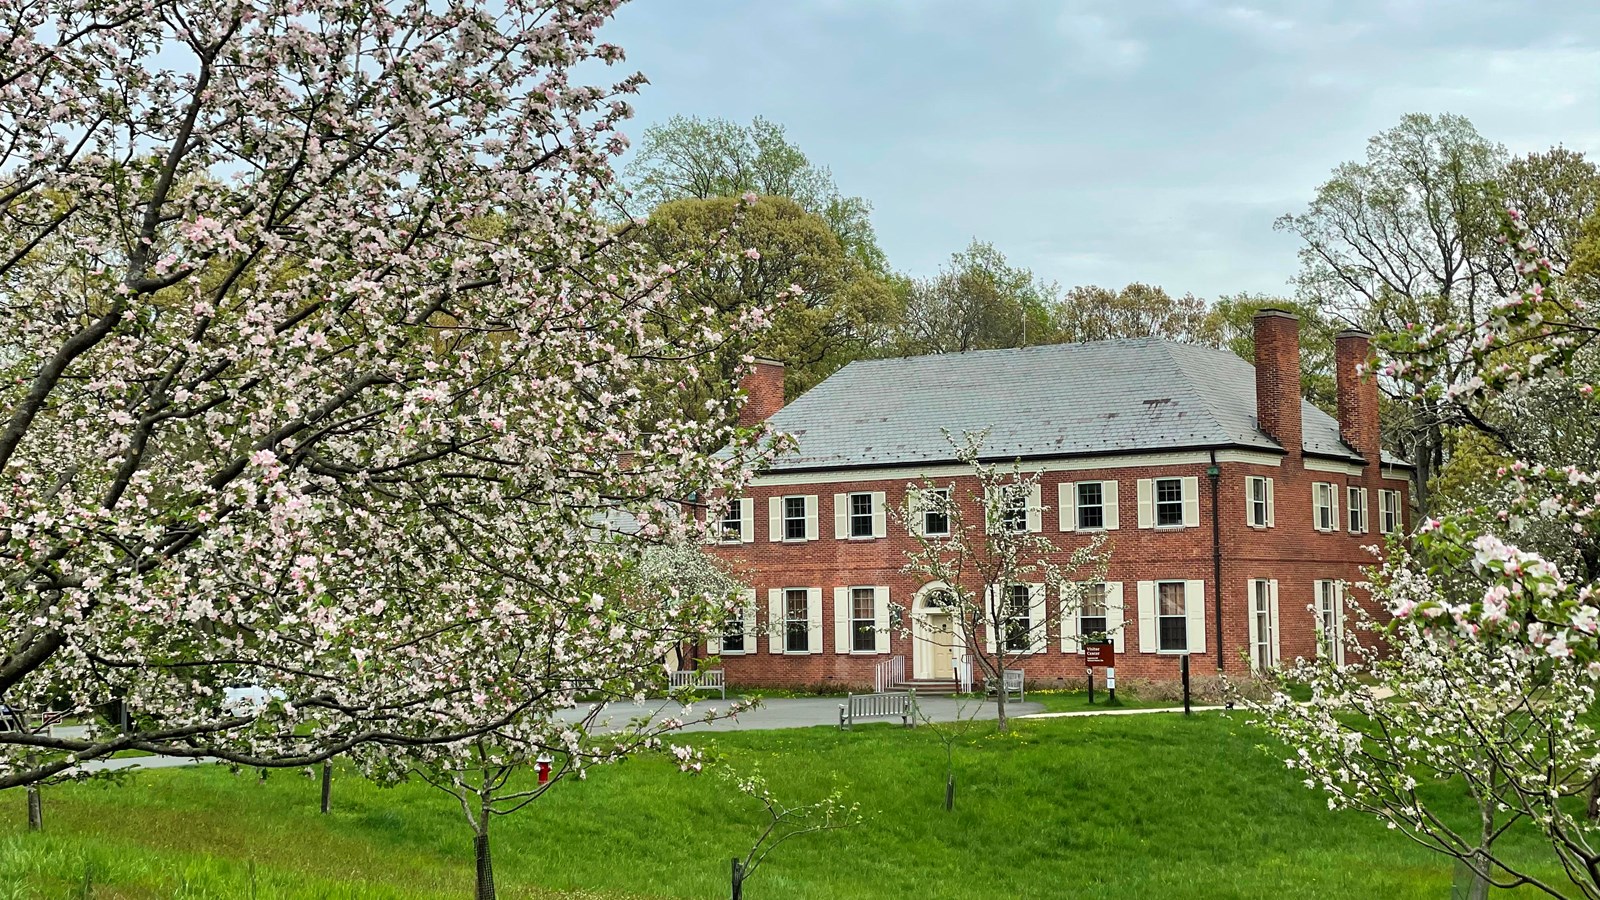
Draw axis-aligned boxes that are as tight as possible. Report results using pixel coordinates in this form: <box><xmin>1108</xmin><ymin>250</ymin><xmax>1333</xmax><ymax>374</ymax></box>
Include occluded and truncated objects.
<box><xmin>599</xmin><ymin>0</ymin><xmax>1600</xmax><ymax>300</ymax></box>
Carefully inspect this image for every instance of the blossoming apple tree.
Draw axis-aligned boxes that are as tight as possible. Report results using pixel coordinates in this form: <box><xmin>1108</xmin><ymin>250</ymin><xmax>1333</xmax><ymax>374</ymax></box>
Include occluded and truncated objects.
<box><xmin>0</xmin><ymin>0</ymin><xmax>776</xmax><ymax>792</ymax></box>
<box><xmin>1251</xmin><ymin>207</ymin><xmax>1600</xmax><ymax>898</ymax></box>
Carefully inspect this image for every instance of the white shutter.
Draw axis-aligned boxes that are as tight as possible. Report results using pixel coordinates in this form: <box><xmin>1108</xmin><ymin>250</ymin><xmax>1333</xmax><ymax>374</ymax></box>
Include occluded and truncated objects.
<box><xmin>807</xmin><ymin>587</ymin><xmax>823</xmax><ymax>654</ymax></box>
<box><xmin>1333</xmin><ymin>581</ymin><xmax>1346</xmax><ymax>666</ymax></box>
<box><xmin>1182</xmin><ymin>476</ymin><xmax>1200</xmax><ymax>528</ymax></box>
<box><xmin>1105</xmin><ymin>582</ymin><xmax>1125</xmax><ymax>652</ymax></box>
<box><xmin>1136</xmin><ymin>479</ymin><xmax>1154</xmax><ymax>529</ymax></box>
<box><xmin>1103</xmin><ymin>481</ymin><xmax>1120</xmax><ymax>531</ymax></box>
<box><xmin>1027</xmin><ymin>483</ymin><xmax>1043</xmax><ymax>533</ymax></box>
<box><xmin>833</xmin><ymin>493</ymin><xmax>848</xmax><ymax>539</ymax></box>
<box><xmin>1060</xmin><ymin>584</ymin><xmax>1079</xmax><ymax>652</ymax></box>
<box><xmin>1268</xmin><ymin>579</ymin><xmax>1280</xmax><ymax>666</ymax></box>
<box><xmin>739</xmin><ymin>498</ymin><xmax>754</xmax><ymax>543</ymax></box>
<box><xmin>871</xmin><ymin>492</ymin><xmax>887</xmax><ymax>538</ymax></box>
<box><xmin>1246</xmin><ymin>579</ymin><xmax>1261</xmax><ymax>671</ymax></box>
<box><xmin>1028</xmin><ymin>582</ymin><xmax>1047</xmax><ymax>654</ymax></box>
<box><xmin>1244</xmin><ymin>479</ymin><xmax>1256</xmax><ymax>526</ymax></box>
<box><xmin>804</xmin><ymin>496</ymin><xmax>818</xmax><ymax>541</ymax></box>
<box><xmin>767</xmin><ymin>589</ymin><xmax>783</xmax><ymax>653</ymax></box>
<box><xmin>983</xmin><ymin>585</ymin><xmax>999</xmax><ymax>653</ymax></box>
<box><xmin>1314</xmin><ymin>580</ymin><xmax>1329</xmax><ymax>659</ymax></box>
<box><xmin>874</xmin><ymin>586</ymin><xmax>890</xmax><ymax>653</ymax></box>
<box><xmin>907</xmin><ymin>489</ymin><xmax>925</xmax><ymax>537</ymax></box>
<box><xmin>708</xmin><ymin>630</ymin><xmax>722</xmax><ymax>655</ymax></box>
<box><xmin>1137</xmin><ymin>581</ymin><xmax>1156</xmax><ymax>653</ymax></box>
<box><xmin>768</xmin><ymin>497</ymin><xmax>782</xmax><ymax>542</ymax></box>
<box><xmin>1359</xmin><ymin>488</ymin><xmax>1370</xmax><ymax>534</ymax></box>
<box><xmin>982</xmin><ymin>486</ymin><xmax>999</xmax><ymax>533</ymax></box>
<box><xmin>1312</xmin><ymin>485</ymin><xmax>1323</xmax><ymax>531</ymax></box>
<box><xmin>1184</xmin><ymin>580</ymin><xmax>1207</xmax><ymax>655</ymax></box>
<box><xmin>741</xmin><ymin>589</ymin><xmax>758</xmax><ymax>651</ymax></box>
<box><xmin>833</xmin><ymin>587</ymin><xmax>851</xmax><ymax>654</ymax></box>
<box><xmin>1329</xmin><ymin>489</ymin><xmax>1339</xmax><ymax>536</ymax></box>
<box><xmin>1265</xmin><ymin>477</ymin><xmax>1276</xmax><ymax>527</ymax></box>
<box><xmin>1058</xmin><ymin>482</ymin><xmax>1076</xmax><ymax>532</ymax></box>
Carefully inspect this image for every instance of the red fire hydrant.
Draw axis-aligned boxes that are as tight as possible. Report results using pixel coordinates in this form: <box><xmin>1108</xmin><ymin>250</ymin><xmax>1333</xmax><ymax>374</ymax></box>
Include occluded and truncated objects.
<box><xmin>536</xmin><ymin>753</ymin><xmax>553</xmax><ymax>785</ymax></box>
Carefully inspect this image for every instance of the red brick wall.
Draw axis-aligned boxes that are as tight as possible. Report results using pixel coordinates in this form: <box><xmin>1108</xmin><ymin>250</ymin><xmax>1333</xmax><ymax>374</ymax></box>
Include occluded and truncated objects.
<box><xmin>708</xmin><ymin>453</ymin><xmax>1410</xmax><ymax>691</ymax></box>
<box><xmin>738</xmin><ymin>359</ymin><xmax>786</xmax><ymax>426</ymax></box>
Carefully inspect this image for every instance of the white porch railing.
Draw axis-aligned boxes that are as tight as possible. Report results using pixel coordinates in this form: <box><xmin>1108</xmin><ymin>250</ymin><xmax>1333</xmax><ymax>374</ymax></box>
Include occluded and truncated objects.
<box><xmin>874</xmin><ymin>655</ymin><xmax>905</xmax><ymax>692</ymax></box>
<box><xmin>954</xmin><ymin>656</ymin><xmax>973</xmax><ymax>693</ymax></box>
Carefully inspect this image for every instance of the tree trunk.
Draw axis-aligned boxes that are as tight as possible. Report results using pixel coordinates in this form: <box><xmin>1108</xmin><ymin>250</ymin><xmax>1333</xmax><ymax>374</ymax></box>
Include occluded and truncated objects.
<box><xmin>944</xmin><ymin>772</ymin><xmax>955</xmax><ymax>811</ymax></box>
<box><xmin>321</xmin><ymin>761</ymin><xmax>332</xmax><ymax>814</ymax></box>
<box><xmin>474</xmin><ymin>806</ymin><xmax>495</xmax><ymax>900</ymax></box>
<box><xmin>26</xmin><ymin>784</ymin><xmax>42</xmax><ymax>831</ymax></box>
<box><xmin>995</xmin><ymin>670</ymin><xmax>1009</xmax><ymax>733</ymax></box>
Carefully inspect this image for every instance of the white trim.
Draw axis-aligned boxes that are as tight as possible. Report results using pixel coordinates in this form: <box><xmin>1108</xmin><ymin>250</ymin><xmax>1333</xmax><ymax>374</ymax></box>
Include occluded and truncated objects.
<box><xmin>1381</xmin><ymin>465</ymin><xmax>1414</xmax><ymax>483</ymax></box>
<box><xmin>1303</xmin><ymin>457</ymin><xmax>1365</xmax><ymax>476</ymax></box>
<box><xmin>751</xmin><ymin>449</ymin><xmax>1286</xmax><ymax>487</ymax></box>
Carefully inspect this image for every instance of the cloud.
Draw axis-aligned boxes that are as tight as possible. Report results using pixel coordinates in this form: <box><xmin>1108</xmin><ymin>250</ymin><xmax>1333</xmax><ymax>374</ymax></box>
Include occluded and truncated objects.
<box><xmin>1056</xmin><ymin>8</ymin><xmax>1147</xmax><ymax>73</ymax></box>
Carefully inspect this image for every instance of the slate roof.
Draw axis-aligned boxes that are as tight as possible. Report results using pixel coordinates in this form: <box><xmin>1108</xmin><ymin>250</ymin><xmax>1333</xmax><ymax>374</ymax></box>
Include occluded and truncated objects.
<box><xmin>762</xmin><ymin>339</ymin><xmax>1410</xmax><ymax>473</ymax></box>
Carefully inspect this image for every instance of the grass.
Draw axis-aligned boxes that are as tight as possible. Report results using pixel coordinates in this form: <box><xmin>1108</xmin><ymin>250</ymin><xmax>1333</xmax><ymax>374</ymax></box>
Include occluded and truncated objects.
<box><xmin>0</xmin><ymin>712</ymin><xmax>1570</xmax><ymax>899</ymax></box>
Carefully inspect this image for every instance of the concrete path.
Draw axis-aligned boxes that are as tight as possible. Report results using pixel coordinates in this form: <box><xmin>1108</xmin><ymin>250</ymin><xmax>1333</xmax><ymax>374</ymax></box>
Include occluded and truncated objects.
<box><xmin>1017</xmin><ymin>705</ymin><xmax>1226</xmax><ymax>720</ymax></box>
<box><xmin>554</xmin><ymin>695</ymin><xmax>1044</xmax><ymax>733</ymax></box>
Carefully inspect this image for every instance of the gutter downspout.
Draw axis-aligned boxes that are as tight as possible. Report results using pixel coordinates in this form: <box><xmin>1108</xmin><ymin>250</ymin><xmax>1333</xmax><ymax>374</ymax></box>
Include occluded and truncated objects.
<box><xmin>1209</xmin><ymin>450</ymin><xmax>1223</xmax><ymax>673</ymax></box>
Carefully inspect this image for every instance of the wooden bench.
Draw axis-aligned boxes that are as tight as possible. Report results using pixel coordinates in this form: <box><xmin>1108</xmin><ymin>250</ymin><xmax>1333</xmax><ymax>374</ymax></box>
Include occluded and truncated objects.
<box><xmin>669</xmin><ymin>668</ymin><xmax>726</xmax><ymax>699</ymax></box>
<box><xmin>984</xmin><ymin>669</ymin><xmax>1025</xmax><ymax>702</ymax></box>
<box><xmin>839</xmin><ymin>690</ymin><xmax>917</xmax><ymax>730</ymax></box>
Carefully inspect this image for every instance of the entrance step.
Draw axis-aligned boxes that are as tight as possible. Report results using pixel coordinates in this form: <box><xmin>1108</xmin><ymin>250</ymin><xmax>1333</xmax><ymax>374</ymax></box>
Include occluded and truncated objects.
<box><xmin>893</xmin><ymin>680</ymin><xmax>961</xmax><ymax>695</ymax></box>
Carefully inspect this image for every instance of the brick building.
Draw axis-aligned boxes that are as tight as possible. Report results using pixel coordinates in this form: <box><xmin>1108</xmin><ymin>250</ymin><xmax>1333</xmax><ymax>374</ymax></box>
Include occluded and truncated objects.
<box><xmin>705</xmin><ymin>310</ymin><xmax>1411</xmax><ymax>690</ymax></box>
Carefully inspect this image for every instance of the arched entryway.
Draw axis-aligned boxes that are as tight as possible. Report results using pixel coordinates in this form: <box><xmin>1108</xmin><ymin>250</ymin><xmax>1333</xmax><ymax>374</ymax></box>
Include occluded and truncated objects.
<box><xmin>911</xmin><ymin>582</ymin><xmax>964</xmax><ymax>681</ymax></box>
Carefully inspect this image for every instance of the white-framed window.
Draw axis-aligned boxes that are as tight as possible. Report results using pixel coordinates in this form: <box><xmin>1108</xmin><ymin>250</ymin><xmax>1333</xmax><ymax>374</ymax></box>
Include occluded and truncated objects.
<box><xmin>849</xmin><ymin>493</ymin><xmax>874</xmax><ymax>538</ymax></box>
<box><xmin>1000</xmin><ymin>485</ymin><xmax>1027</xmax><ymax>534</ymax></box>
<box><xmin>1347</xmin><ymin>486</ymin><xmax>1368</xmax><ymax>534</ymax></box>
<box><xmin>1246</xmin><ymin>476</ymin><xmax>1273</xmax><ymax>528</ymax></box>
<box><xmin>1316</xmin><ymin>579</ymin><xmax>1345</xmax><ymax>665</ymax></box>
<box><xmin>1076</xmin><ymin>482</ymin><xmax>1105</xmax><ymax>530</ymax></box>
<box><xmin>719</xmin><ymin>501</ymin><xmax>743</xmax><ymax>543</ymax></box>
<box><xmin>1004</xmin><ymin>583</ymin><xmax>1031</xmax><ymax>652</ymax></box>
<box><xmin>1079</xmin><ymin>582</ymin><xmax>1109</xmax><ymax>640</ymax></box>
<box><xmin>784</xmin><ymin>588</ymin><xmax>810</xmax><ymax>653</ymax></box>
<box><xmin>850</xmin><ymin>587</ymin><xmax>876</xmax><ymax>653</ymax></box>
<box><xmin>1157</xmin><ymin>581</ymin><xmax>1187</xmax><ymax>652</ymax></box>
<box><xmin>1379</xmin><ymin>489</ymin><xmax>1403</xmax><ymax>534</ymax></box>
<box><xmin>1251</xmin><ymin>580</ymin><xmax>1275</xmax><ymax>671</ymax></box>
<box><xmin>782</xmin><ymin>496</ymin><xmax>807</xmax><ymax>541</ymax></box>
<box><xmin>1313</xmin><ymin>482</ymin><xmax>1337</xmax><ymax>532</ymax></box>
<box><xmin>1155</xmin><ymin>478</ymin><xmax>1184</xmax><ymax>527</ymax></box>
<box><xmin>721</xmin><ymin>610</ymin><xmax>746</xmax><ymax>654</ymax></box>
<box><xmin>922</xmin><ymin>488</ymin><xmax>951</xmax><ymax>537</ymax></box>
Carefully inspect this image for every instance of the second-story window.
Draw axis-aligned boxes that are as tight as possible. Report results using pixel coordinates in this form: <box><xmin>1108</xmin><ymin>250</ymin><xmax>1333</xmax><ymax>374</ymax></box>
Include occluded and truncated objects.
<box><xmin>1379</xmin><ymin>489</ymin><xmax>1402</xmax><ymax>534</ymax></box>
<box><xmin>1001</xmin><ymin>485</ymin><xmax>1027</xmax><ymax>534</ymax></box>
<box><xmin>1246</xmin><ymin>476</ymin><xmax>1271</xmax><ymax>528</ymax></box>
<box><xmin>849</xmin><ymin>493</ymin><xmax>874</xmax><ymax>538</ymax></box>
<box><xmin>1347</xmin><ymin>486</ymin><xmax>1367</xmax><ymax>533</ymax></box>
<box><xmin>923</xmin><ymin>488</ymin><xmax>951</xmax><ymax>537</ymax></box>
<box><xmin>783</xmin><ymin>496</ymin><xmax>807</xmax><ymax>540</ymax></box>
<box><xmin>1155</xmin><ymin>478</ymin><xmax>1184</xmax><ymax>527</ymax></box>
<box><xmin>1076</xmin><ymin>482</ymin><xmax>1104</xmax><ymax>529</ymax></box>
<box><xmin>719</xmin><ymin>501</ymin><xmax>742</xmax><ymax>542</ymax></box>
<box><xmin>1313</xmin><ymin>483</ymin><xmax>1336</xmax><ymax>532</ymax></box>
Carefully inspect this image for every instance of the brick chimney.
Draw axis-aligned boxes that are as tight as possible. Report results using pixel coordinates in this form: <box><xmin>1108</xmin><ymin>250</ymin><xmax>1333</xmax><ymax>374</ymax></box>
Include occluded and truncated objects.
<box><xmin>1253</xmin><ymin>309</ymin><xmax>1302</xmax><ymax>456</ymax></box>
<box><xmin>738</xmin><ymin>358</ymin><xmax>786</xmax><ymax>426</ymax></box>
<box><xmin>1335</xmin><ymin>329</ymin><xmax>1382</xmax><ymax>465</ymax></box>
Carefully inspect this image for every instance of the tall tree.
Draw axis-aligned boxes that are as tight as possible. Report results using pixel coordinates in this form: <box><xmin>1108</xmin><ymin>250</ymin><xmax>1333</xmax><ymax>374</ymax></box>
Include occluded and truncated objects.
<box><xmin>1498</xmin><ymin>147</ymin><xmax>1600</xmax><ymax>271</ymax></box>
<box><xmin>626</xmin><ymin>115</ymin><xmax>886</xmax><ymax>272</ymax></box>
<box><xmin>1055</xmin><ymin>283</ymin><xmax>1219</xmax><ymax>345</ymax></box>
<box><xmin>640</xmin><ymin>195</ymin><xmax>899</xmax><ymax>400</ymax></box>
<box><xmin>0</xmin><ymin>0</ymin><xmax>775</xmax><ymax>789</ymax></box>
<box><xmin>891</xmin><ymin>241</ymin><xmax>1059</xmax><ymax>355</ymax></box>
<box><xmin>1276</xmin><ymin>113</ymin><xmax>1511</xmax><ymax>513</ymax></box>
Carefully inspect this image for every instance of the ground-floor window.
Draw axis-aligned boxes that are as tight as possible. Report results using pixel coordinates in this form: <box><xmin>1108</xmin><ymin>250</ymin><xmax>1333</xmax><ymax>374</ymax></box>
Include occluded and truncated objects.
<box><xmin>1252</xmin><ymin>581</ymin><xmax>1273</xmax><ymax>670</ymax></box>
<box><xmin>851</xmin><ymin>587</ymin><xmax>876</xmax><ymax>652</ymax></box>
<box><xmin>1158</xmin><ymin>581</ymin><xmax>1187</xmax><ymax>652</ymax></box>
<box><xmin>785</xmin><ymin>588</ymin><xmax>809</xmax><ymax>653</ymax></box>
<box><xmin>722</xmin><ymin>609</ymin><xmax>745</xmax><ymax>654</ymax></box>
<box><xmin>1079</xmin><ymin>583</ymin><xmax>1108</xmax><ymax>641</ymax></box>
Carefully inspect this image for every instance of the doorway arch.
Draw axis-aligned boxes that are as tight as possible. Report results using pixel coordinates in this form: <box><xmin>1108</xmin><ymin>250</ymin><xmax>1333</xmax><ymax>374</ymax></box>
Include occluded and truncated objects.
<box><xmin>911</xmin><ymin>582</ymin><xmax>964</xmax><ymax>681</ymax></box>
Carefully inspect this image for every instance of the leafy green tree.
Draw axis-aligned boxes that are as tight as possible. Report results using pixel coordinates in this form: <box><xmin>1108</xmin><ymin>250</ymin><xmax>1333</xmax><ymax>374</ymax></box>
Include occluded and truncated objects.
<box><xmin>1055</xmin><ymin>282</ymin><xmax>1218</xmax><ymax>346</ymax></box>
<box><xmin>1276</xmin><ymin>113</ymin><xmax>1511</xmax><ymax>513</ymax></box>
<box><xmin>890</xmin><ymin>241</ymin><xmax>1059</xmax><ymax>355</ymax></box>
<box><xmin>640</xmin><ymin>195</ymin><xmax>898</xmax><ymax>401</ymax></box>
<box><xmin>1497</xmin><ymin>147</ymin><xmax>1600</xmax><ymax>271</ymax></box>
<box><xmin>1205</xmin><ymin>293</ymin><xmax>1340</xmax><ymax>414</ymax></box>
<box><xmin>626</xmin><ymin>115</ymin><xmax>885</xmax><ymax>272</ymax></box>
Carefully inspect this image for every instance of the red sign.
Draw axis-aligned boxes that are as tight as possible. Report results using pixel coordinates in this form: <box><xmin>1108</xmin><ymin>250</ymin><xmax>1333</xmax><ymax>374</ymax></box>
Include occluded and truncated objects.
<box><xmin>1085</xmin><ymin>642</ymin><xmax>1115</xmax><ymax>669</ymax></box>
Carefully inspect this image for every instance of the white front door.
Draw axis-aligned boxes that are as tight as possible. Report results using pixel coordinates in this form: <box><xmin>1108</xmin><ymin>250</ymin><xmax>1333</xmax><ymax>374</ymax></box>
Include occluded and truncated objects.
<box><xmin>917</xmin><ymin>611</ymin><xmax>957</xmax><ymax>680</ymax></box>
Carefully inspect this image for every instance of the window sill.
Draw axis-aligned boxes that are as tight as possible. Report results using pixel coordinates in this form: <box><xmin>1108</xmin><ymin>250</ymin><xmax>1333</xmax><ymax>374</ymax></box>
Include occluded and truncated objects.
<box><xmin>1152</xmin><ymin>524</ymin><xmax>1188</xmax><ymax>532</ymax></box>
<box><xmin>1247</xmin><ymin>523</ymin><xmax>1269</xmax><ymax>531</ymax></box>
<box><xmin>781</xmin><ymin>538</ymin><xmax>810</xmax><ymax>544</ymax></box>
<box><xmin>845</xmin><ymin>535</ymin><xmax>878</xmax><ymax>542</ymax></box>
<box><xmin>1154</xmin><ymin>649</ymin><xmax>1191</xmax><ymax>656</ymax></box>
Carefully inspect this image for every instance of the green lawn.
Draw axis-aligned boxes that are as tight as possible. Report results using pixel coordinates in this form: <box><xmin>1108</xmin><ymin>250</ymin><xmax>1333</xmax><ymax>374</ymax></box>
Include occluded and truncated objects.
<box><xmin>0</xmin><ymin>712</ymin><xmax>1566</xmax><ymax>899</ymax></box>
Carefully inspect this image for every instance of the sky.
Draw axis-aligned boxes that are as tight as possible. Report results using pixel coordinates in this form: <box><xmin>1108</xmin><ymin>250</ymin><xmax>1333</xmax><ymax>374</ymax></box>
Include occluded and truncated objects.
<box><xmin>597</xmin><ymin>0</ymin><xmax>1600</xmax><ymax>301</ymax></box>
